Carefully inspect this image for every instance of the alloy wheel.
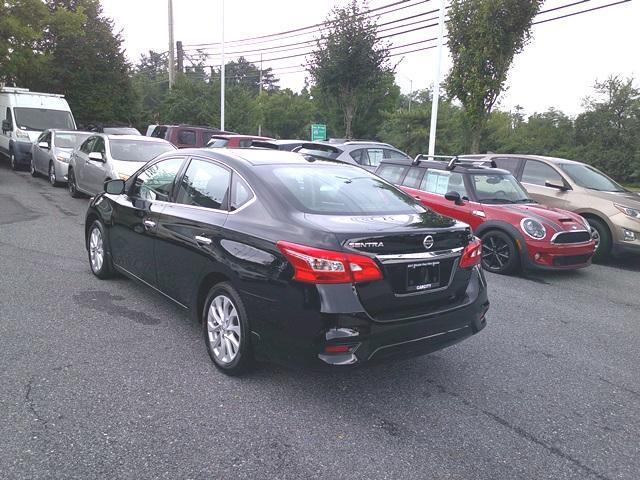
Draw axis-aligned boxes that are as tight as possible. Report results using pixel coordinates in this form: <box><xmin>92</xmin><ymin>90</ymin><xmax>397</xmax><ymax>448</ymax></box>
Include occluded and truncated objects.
<box><xmin>89</xmin><ymin>227</ymin><xmax>104</xmax><ymax>273</ymax></box>
<box><xmin>590</xmin><ymin>227</ymin><xmax>601</xmax><ymax>251</ymax></box>
<box><xmin>30</xmin><ymin>161</ymin><xmax>37</xmax><ymax>176</ymax></box>
<box><xmin>206</xmin><ymin>295</ymin><xmax>241</xmax><ymax>365</ymax></box>
<box><xmin>49</xmin><ymin>164</ymin><xmax>57</xmax><ymax>185</ymax></box>
<box><xmin>482</xmin><ymin>235</ymin><xmax>511</xmax><ymax>272</ymax></box>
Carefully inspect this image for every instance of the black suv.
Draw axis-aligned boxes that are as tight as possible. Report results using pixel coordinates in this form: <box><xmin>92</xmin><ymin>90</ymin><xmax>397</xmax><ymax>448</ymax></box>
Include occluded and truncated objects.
<box><xmin>85</xmin><ymin>149</ymin><xmax>489</xmax><ymax>375</ymax></box>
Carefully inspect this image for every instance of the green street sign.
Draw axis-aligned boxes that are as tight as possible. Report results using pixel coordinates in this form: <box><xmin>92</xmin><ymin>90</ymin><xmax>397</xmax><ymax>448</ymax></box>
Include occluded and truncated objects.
<box><xmin>311</xmin><ymin>123</ymin><xmax>327</xmax><ymax>141</ymax></box>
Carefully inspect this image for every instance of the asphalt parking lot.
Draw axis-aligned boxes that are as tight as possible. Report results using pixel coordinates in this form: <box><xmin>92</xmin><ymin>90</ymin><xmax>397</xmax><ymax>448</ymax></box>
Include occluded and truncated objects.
<box><xmin>1</xmin><ymin>162</ymin><xmax>639</xmax><ymax>480</ymax></box>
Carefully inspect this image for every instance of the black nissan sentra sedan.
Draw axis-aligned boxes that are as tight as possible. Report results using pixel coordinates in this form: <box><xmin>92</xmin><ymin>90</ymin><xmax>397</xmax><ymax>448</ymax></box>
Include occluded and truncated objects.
<box><xmin>85</xmin><ymin>149</ymin><xmax>489</xmax><ymax>375</ymax></box>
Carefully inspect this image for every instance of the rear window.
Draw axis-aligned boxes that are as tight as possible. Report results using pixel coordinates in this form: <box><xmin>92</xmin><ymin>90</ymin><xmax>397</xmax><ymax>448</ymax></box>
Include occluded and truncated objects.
<box><xmin>208</xmin><ymin>138</ymin><xmax>229</xmax><ymax>148</ymax></box>
<box><xmin>267</xmin><ymin>164</ymin><xmax>424</xmax><ymax>215</ymax></box>
<box><xmin>296</xmin><ymin>147</ymin><xmax>341</xmax><ymax>161</ymax></box>
<box><xmin>55</xmin><ymin>132</ymin><xmax>91</xmax><ymax>149</ymax></box>
<box><xmin>109</xmin><ymin>140</ymin><xmax>175</xmax><ymax>162</ymax></box>
<box><xmin>177</xmin><ymin>129</ymin><xmax>197</xmax><ymax>145</ymax></box>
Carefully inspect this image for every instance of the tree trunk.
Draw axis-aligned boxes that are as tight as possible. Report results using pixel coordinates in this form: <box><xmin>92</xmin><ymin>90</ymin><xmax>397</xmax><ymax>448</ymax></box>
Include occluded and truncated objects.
<box><xmin>344</xmin><ymin>103</ymin><xmax>354</xmax><ymax>139</ymax></box>
<box><xmin>470</xmin><ymin>128</ymin><xmax>481</xmax><ymax>153</ymax></box>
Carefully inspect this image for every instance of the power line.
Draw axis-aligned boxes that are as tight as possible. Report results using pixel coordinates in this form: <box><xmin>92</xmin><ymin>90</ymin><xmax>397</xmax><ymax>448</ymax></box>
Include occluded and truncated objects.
<box><xmin>182</xmin><ymin>0</ymin><xmax>433</xmax><ymax>48</ymax></box>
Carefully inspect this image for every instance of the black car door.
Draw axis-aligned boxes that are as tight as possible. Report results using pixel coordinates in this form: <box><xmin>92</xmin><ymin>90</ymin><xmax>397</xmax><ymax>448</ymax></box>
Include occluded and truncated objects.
<box><xmin>154</xmin><ymin>156</ymin><xmax>232</xmax><ymax>306</ymax></box>
<box><xmin>108</xmin><ymin>156</ymin><xmax>186</xmax><ymax>286</ymax></box>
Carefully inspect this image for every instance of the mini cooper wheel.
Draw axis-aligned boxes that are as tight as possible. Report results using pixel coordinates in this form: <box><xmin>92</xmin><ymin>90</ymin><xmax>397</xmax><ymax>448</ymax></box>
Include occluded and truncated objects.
<box><xmin>87</xmin><ymin>220</ymin><xmax>113</xmax><ymax>279</ymax></box>
<box><xmin>203</xmin><ymin>282</ymin><xmax>254</xmax><ymax>376</ymax></box>
<box><xmin>68</xmin><ymin>169</ymin><xmax>81</xmax><ymax>198</ymax></box>
<box><xmin>30</xmin><ymin>160</ymin><xmax>38</xmax><ymax>177</ymax></box>
<box><xmin>586</xmin><ymin>217</ymin><xmax>611</xmax><ymax>262</ymax></box>
<box><xmin>481</xmin><ymin>230</ymin><xmax>520</xmax><ymax>275</ymax></box>
<box><xmin>49</xmin><ymin>162</ymin><xmax>59</xmax><ymax>186</ymax></box>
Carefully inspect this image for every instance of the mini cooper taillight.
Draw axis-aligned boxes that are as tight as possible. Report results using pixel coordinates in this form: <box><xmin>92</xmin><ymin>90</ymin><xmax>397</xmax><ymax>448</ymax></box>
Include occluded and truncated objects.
<box><xmin>459</xmin><ymin>237</ymin><xmax>482</xmax><ymax>269</ymax></box>
<box><xmin>276</xmin><ymin>241</ymin><xmax>383</xmax><ymax>284</ymax></box>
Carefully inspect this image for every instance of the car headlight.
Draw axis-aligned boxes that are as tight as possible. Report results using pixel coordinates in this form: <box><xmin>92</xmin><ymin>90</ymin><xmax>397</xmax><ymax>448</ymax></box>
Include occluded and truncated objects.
<box><xmin>520</xmin><ymin>218</ymin><xmax>546</xmax><ymax>239</ymax></box>
<box><xmin>16</xmin><ymin>128</ymin><xmax>29</xmax><ymax>139</ymax></box>
<box><xmin>614</xmin><ymin>203</ymin><xmax>640</xmax><ymax>220</ymax></box>
<box><xmin>56</xmin><ymin>154</ymin><xmax>70</xmax><ymax>163</ymax></box>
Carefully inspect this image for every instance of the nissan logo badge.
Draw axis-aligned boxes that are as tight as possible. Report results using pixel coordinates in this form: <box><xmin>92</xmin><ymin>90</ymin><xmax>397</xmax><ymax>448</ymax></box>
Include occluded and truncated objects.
<box><xmin>423</xmin><ymin>235</ymin><xmax>434</xmax><ymax>250</ymax></box>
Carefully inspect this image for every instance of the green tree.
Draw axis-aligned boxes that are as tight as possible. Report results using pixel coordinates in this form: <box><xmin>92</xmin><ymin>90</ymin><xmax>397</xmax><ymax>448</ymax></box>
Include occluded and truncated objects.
<box><xmin>308</xmin><ymin>0</ymin><xmax>391</xmax><ymax>138</ymax></box>
<box><xmin>254</xmin><ymin>88</ymin><xmax>316</xmax><ymax>139</ymax></box>
<box><xmin>445</xmin><ymin>0</ymin><xmax>542</xmax><ymax>153</ymax></box>
<box><xmin>225</xmin><ymin>56</ymin><xmax>279</xmax><ymax>96</ymax></box>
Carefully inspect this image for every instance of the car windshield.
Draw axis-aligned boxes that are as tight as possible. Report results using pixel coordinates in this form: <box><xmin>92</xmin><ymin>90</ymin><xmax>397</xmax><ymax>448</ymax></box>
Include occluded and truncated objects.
<box><xmin>55</xmin><ymin>132</ymin><xmax>91</xmax><ymax>149</ymax></box>
<box><xmin>267</xmin><ymin>164</ymin><xmax>425</xmax><ymax>215</ymax></box>
<box><xmin>208</xmin><ymin>138</ymin><xmax>229</xmax><ymax>148</ymax></box>
<box><xmin>471</xmin><ymin>173</ymin><xmax>534</xmax><ymax>204</ymax></box>
<box><xmin>103</xmin><ymin>127</ymin><xmax>141</xmax><ymax>135</ymax></box>
<box><xmin>560</xmin><ymin>163</ymin><xmax>625</xmax><ymax>192</ymax></box>
<box><xmin>14</xmin><ymin>108</ymin><xmax>74</xmax><ymax>131</ymax></box>
<box><xmin>109</xmin><ymin>140</ymin><xmax>175</xmax><ymax>162</ymax></box>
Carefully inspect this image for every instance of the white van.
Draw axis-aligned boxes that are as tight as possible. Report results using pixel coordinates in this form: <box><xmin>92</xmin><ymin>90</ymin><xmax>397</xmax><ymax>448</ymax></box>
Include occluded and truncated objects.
<box><xmin>0</xmin><ymin>87</ymin><xmax>76</xmax><ymax>170</ymax></box>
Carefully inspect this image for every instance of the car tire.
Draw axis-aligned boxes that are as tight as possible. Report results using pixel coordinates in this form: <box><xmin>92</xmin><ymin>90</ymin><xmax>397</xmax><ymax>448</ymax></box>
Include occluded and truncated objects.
<box><xmin>480</xmin><ymin>230</ymin><xmax>520</xmax><ymax>275</ymax></box>
<box><xmin>203</xmin><ymin>282</ymin><xmax>254</xmax><ymax>376</ymax></box>
<box><xmin>49</xmin><ymin>162</ymin><xmax>59</xmax><ymax>186</ymax></box>
<box><xmin>587</xmin><ymin>217</ymin><xmax>611</xmax><ymax>262</ymax></box>
<box><xmin>68</xmin><ymin>168</ymin><xmax>82</xmax><ymax>198</ymax></box>
<box><xmin>30</xmin><ymin>160</ymin><xmax>38</xmax><ymax>177</ymax></box>
<box><xmin>10</xmin><ymin>151</ymin><xmax>18</xmax><ymax>171</ymax></box>
<box><xmin>87</xmin><ymin>220</ymin><xmax>114</xmax><ymax>279</ymax></box>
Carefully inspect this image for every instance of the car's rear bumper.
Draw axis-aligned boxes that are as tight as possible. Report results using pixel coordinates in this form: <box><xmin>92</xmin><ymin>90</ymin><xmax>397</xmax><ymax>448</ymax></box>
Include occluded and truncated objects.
<box><xmin>521</xmin><ymin>239</ymin><xmax>596</xmax><ymax>271</ymax></box>
<box><xmin>244</xmin><ymin>265</ymin><xmax>489</xmax><ymax>368</ymax></box>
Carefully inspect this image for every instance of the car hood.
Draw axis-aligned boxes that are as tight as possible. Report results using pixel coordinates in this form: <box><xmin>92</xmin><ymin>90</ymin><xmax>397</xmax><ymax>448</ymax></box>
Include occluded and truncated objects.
<box><xmin>110</xmin><ymin>159</ymin><xmax>145</xmax><ymax>177</ymax></box>
<box><xmin>497</xmin><ymin>203</ymin><xmax>585</xmax><ymax>229</ymax></box>
<box><xmin>578</xmin><ymin>188</ymin><xmax>640</xmax><ymax>206</ymax></box>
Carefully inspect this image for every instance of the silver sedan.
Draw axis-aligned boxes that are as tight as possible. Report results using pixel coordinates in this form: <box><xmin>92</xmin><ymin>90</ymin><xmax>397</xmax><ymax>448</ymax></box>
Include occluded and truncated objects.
<box><xmin>31</xmin><ymin>130</ymin><xmax>91</xmax><ymax>186</ymax></box>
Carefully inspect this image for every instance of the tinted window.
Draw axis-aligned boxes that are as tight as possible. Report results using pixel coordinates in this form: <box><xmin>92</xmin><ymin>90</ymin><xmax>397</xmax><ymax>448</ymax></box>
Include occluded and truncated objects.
<box><xmin>560</xmin><ymin>164</ymin><xmax>625</xmax><ymax>192</ymax></box>
<box><xmin>177</xmin><ymin>129</ymin><xmax>197</xmax><ymax>145</ymax></box>
<box><xmin>377</xmin><ymin>165</ymin><xmax>408</xmax><ymax>184</ymax></box>
<box><xmin>230</xmin><ymin>174</ymin><xmax>253</xmax><ymax>211</ymax></box>
<box><xmin>522</xmin><ymin>160</ymin><xmax>564</xmax><ymax>186</ymax></box>
<box><xmin>80</xmin><ymin>137</ymin><xmax>96</xmax><ymax>154</ymax></box>
<box><xmin>402</xmin><ymin>167</ymin><xmax>426</xmax><ymax>188</ymax></box>
<box><xmin>349</xmin><ymin>149</ymin><xmax>368</xmax><ymax>165</ymax></box>
<box><xmin>151</xmin><ymin>126</ymin><xmax>168</xmax><ymax>139</ymax></box>
<box><xmin>384</xmin><ymin>149</ymin><xmax>410</xmax><ymax>160</ymax></box>
<box><xmin>13</xmin><ymin>108</ymin><xmax>74</xmax><ymax>131</ymax></box>
<box><xmin>208</xmin><ymin>138</ymin><xmax>229</xmax><ymax>148</ymax></box>
<box><xmin>176</xmin><ymin>159</ymin><xmax>231</xmax><ymax>210</ymax></box>
<box><xmin>493</xmin><ymin>157</ymin><xmax>521</xmax><ymax>174</ymax></box>
<box><xmin>92</xmin><ymin>137</ymin><xmax>105</xmax><ymax>155</ymax></box>
<box><xmin>109</xmin><ymin>140</ymin><xmax>175</xmax><ymax>162</ymax></box>
<box><xmin>131</xmin><ymin>157</ymin><xmax>183</xmax><ymax>201</ymax></box>
<box><xmin>269</xmin><ymin>164</ymin><xmax>424</xmax><ymax>215</ymax></box>
<box><xmin>55</xmin><ymin>132</ymin><xmax>91</xmax><ymax>149</ymax></box>
<box><xmin>5</xmin><ymin>107</ymin><xmax>11</xmax><ymax>123</ymax></box>
<box><xmin>420</xmin><ymin>170</ymin><xmax>468</xmax><ymax>197</ymax></box>
<box><xmin>238</xmin><ymin>139</ymin><xmax>254</xmax><ymax>148</ymax></box>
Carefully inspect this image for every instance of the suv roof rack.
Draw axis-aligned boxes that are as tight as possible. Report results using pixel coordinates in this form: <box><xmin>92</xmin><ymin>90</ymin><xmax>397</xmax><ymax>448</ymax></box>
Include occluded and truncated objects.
<box><xmin>412</xmin><ymin>154</ymin><xmax>497</xmax><ymax>170</ymax></box>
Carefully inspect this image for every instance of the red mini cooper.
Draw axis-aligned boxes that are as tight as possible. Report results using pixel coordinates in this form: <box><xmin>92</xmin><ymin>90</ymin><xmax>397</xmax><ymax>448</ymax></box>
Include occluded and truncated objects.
<box><xmin>376</xmin><ymin>156</ymin><xmax>596</xmax><ymax>275</ymax></box>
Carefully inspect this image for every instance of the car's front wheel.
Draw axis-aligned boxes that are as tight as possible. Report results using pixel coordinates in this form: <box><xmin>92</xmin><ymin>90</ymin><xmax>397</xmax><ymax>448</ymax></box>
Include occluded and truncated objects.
<box><xmin>10</xmin><ymin>152</ymin><xmax>18</xmax><ymax>171</ymax></box>
<box><xmin>87</xmin><ymin>220</ymin><xmax>114</xmax><ymax>279</ymax></box>
<box><xmin>30</xmin><ymin>160</ymin><xmax>38</xmax><ymax>177</ymax></box>
<box><xmin>586</xmin><ymin>217</ymin><xmax>611</xmax><ymax>262</ymax></box>
<box><xmin>481</xmin><ymin>230</ymin><xmax>520</xmax><ymax>275</ymax></box>
<box><xmin>49</xmin><ymin>162</ymin><xmax>59</xmax><ymax>186</ymax></box>
<box><xmin>68</xmin><ymin>168</ymin><xmax>81</xmax><ymax>198</ymax></box>
<box><xmin>203</xmin><ymin>282</ymin><xmax>254</xmax><ymax>376</ymax></box>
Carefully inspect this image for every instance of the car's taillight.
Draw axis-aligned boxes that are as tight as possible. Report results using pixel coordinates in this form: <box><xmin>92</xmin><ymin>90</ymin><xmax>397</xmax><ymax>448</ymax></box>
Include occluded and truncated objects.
<box><xmin>276</xmin><ymin>241</ymin><xmax>383</xmax><ymax>284</ymax></box>
<box><xmin>459</xmin><ymin>236</ymin><xmax>482</xmax><ymax>269</ymax></box>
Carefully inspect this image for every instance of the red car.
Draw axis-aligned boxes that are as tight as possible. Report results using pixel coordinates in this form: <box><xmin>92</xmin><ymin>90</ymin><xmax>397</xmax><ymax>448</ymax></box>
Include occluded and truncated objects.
<box><xmin>376</xmin><ymin>156</ymin><xmax>596</xmax><ymax>275</ymax></box>
<box><xmin>206</xmin><ymin>134</ymin><xmax>273</xmax><ymax>148</ymax></box>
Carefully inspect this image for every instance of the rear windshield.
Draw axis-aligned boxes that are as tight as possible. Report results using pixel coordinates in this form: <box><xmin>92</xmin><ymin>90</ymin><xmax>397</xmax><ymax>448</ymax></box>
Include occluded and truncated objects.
<box><xmin>296</xmin><ymin>147</ymin><xmax>341</xmax><ymax>160</ymax></box>
<box><xmin>103</xmin><ymin>127</ymin><xmax>141</xmax><ymax>135</ymax></box>
<box><xmin>55</xmin><ymin>132</ymin><xmax>91</xmax><ymax>149</ymax></box>
<box><xmin>109</xmin><ymin>140</ymin><xmax>175</xmax><ymax>162</ymax></box>
<box><xmin>267</xmin><ymin>164</ymin><xmax>425</xmax><ymax>215</ymax></box>
<box><xmin>14</xmin><ymin>108</ymin><xmax>74</xmax><ymax>131</ymax></box>
<box><xmin>208</xmin><ymin>138</ymin><xmax>229</xmax><ymax>148</ymax></box>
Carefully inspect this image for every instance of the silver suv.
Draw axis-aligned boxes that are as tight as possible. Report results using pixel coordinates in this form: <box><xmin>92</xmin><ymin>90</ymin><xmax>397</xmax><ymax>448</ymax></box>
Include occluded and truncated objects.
<box><xmin>67</xmin><ymin>134</ymin><xmax>176</xmax><ymax>197</ymax></box>
<box><xmin>294</xmin><ymin>140</ymin><xmax>410</xmax><ymax>171</ymax></box>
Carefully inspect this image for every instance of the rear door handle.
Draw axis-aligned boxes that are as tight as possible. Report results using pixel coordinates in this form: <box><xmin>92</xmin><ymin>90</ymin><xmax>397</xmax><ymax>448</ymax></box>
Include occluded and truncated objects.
<box><xmin>143</xmin><ymin>219</ymin><xmax>156</xmax><ymax>229</ymax></box>
<box><xmin>195</xmin><ymin>235</ymin><xmax>212</xmax><ymax>246</ymax></box>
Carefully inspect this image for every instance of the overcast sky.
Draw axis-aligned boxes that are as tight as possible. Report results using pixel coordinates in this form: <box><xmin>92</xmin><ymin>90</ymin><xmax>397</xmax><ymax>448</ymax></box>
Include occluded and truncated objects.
<box><xmin>101</xmin><ymin>0</ymin><xmax>639</xmax><ymax>117</ymax></box>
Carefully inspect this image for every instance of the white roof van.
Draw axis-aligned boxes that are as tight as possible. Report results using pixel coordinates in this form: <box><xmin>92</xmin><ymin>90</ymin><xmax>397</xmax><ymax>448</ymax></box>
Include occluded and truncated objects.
<box><xmin>0</xmin><ymin>87</ymin><xmax>76</xmax><ymax>170</ymax></box>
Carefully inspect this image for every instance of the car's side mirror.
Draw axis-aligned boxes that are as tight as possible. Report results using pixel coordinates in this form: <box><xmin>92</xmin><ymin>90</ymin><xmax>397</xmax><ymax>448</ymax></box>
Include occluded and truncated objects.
<box><xmin>1</xmin><ymin>119</ymin><xmax>11</xmax><ymax>133</ymax></box>
<box><xmin>104</xmin><ymin>178</ymin><xmax>125</xmax><ymax>195</ymax></box>
<box><xmin>445</xmin><ymin>190</ymin><xmax>464</xmax><ymax>206</ymax></box>
<box><xmin>544</xmin><ymin>180</ymin><xmax>568</xmax><ymax>191</ymax></box>
<box><xmin>88</xmin><ymin>151</ymin><xmax>104</xmax><ymax>162</ymax></box>
<box><xmin>38</xmin><ymin>141</ymin><xmax>50</xmax><ymax>150</ymax></box>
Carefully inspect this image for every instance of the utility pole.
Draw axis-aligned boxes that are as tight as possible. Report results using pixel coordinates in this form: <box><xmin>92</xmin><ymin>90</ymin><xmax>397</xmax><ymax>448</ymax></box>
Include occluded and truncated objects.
<box><xmin>408</xmin><ymin>79</ymin><xmax>413</xmax><ymax>112</ymax></box>
<box><xmin>176</xmin><ymin>40</ymin><xmax>184</xmax><ymax>74</ymax></box>
<box><xmin>428</xmin><ymin>0</ymin><xmax>446</xmax><ymax>157</ymax></box>
<box><xmin>220</xmin><ymin>0</ymin><xmax>225</xmax><ymax>131</ymax></box>
<box><xmin>168</xmin><ymin>0</ymin><xmax>175</xmax><ymax>89</ymax></box>
<box><xmin>258</xmin><ymin>53</ymin><xmax>263</xmax><ymax>136</ymax></box>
